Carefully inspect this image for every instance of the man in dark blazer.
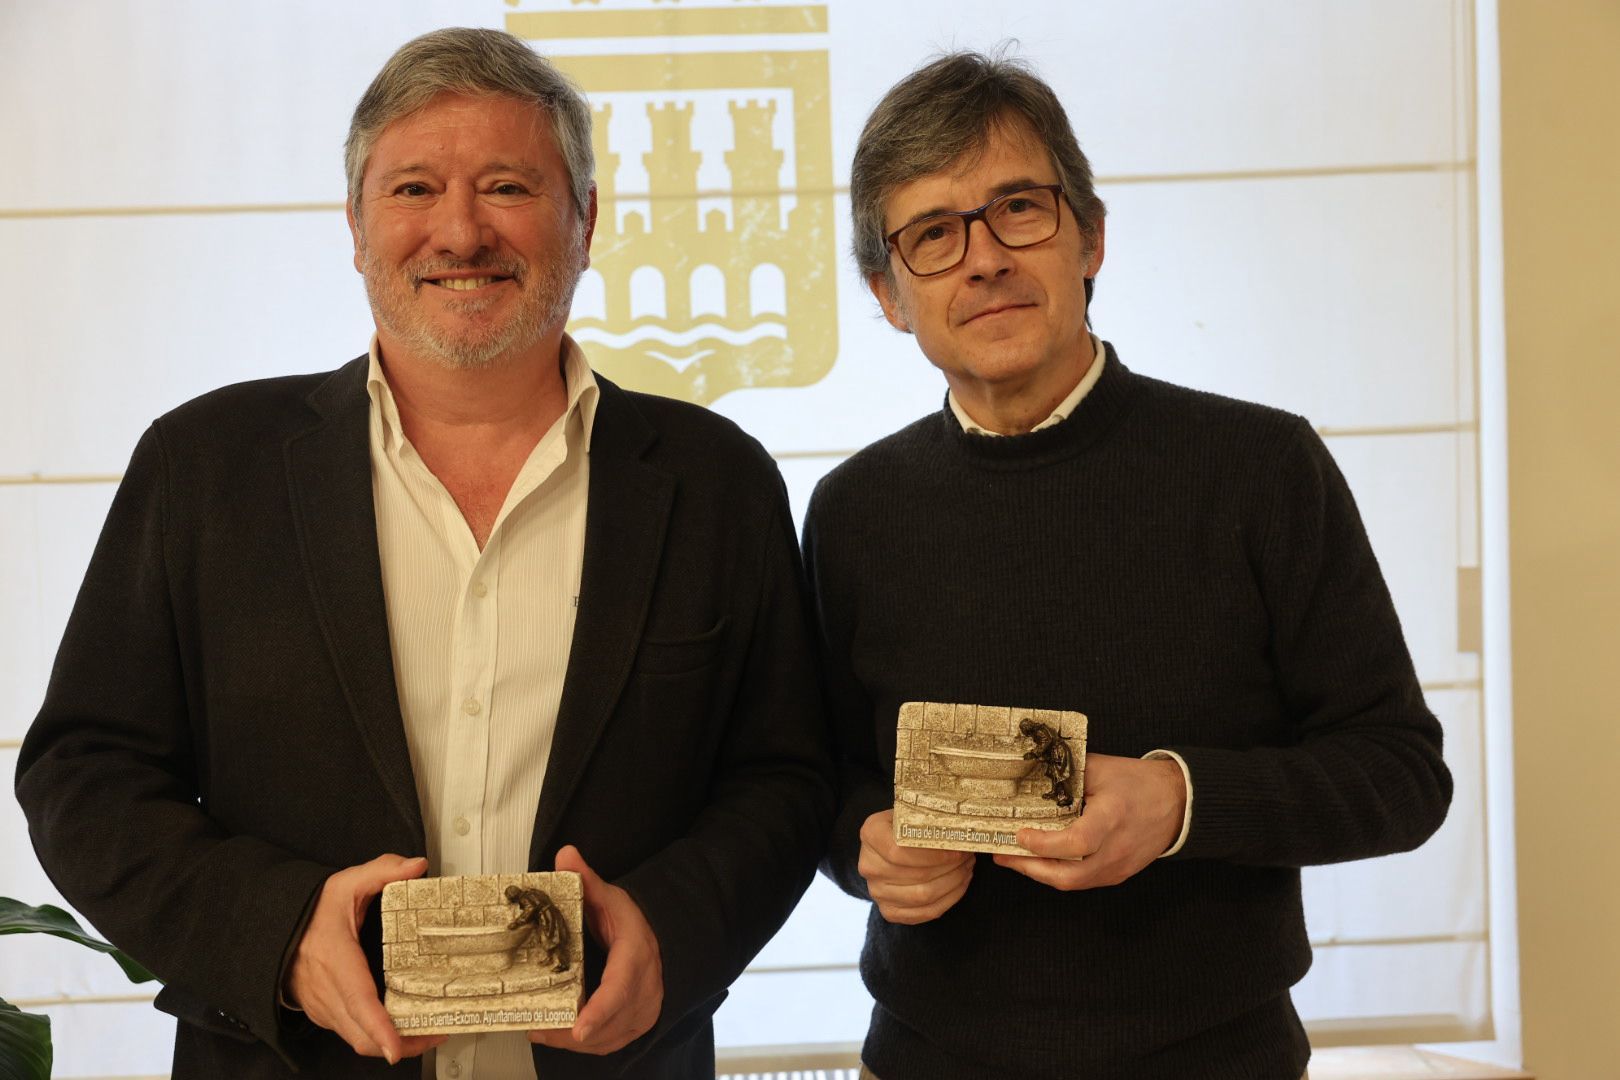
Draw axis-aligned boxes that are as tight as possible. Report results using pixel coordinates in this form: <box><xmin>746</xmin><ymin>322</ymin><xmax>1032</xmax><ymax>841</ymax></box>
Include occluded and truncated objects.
<box><xmin>14</xmin><ymin>28</ymin><xmax>832</xmax><ymax>1080</ymax></box>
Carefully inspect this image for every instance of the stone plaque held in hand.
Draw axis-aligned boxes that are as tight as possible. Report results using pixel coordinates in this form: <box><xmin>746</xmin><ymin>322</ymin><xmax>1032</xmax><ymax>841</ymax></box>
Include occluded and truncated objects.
<box><xmin>382</xmin><ymin>871</ymin><xmax>584</xmax><ymax>1035</ymax></box>
<box><xmin>893</xmin><ymin>702</ymin><xmax>1088</xmax><ymax>856</ymax></box>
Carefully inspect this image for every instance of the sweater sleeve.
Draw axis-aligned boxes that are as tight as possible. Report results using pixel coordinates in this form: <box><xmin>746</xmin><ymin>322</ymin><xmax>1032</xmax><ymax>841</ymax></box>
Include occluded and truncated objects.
<box><xmin>1169</xmin><ymin>417</ymin><xmax>1453</xmax><ymax>866</ymax></box>
<box><xmin>801</xmin><ymin>483</ymin><xmax>889</xmax><ymax>901</ymax></box>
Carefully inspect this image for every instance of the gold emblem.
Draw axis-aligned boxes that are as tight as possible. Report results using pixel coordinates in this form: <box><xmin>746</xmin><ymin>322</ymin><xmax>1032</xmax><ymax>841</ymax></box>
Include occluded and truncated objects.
<box><xmin>508</xmin><ymin>2</ymin><xmax>838</xmax><ymax>404</ymax></box>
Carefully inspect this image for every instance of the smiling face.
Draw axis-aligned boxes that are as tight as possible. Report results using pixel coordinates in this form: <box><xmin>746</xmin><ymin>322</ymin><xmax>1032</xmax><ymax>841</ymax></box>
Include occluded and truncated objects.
<box><xmin>871</xmin><ymin>118</ymin><xmax>1102</xmax><ymax>420</ymax></box>
<box><xmin>347</xmin><ymin>91</ymin><xmax>594</xmax><ymax>371</ymax></box>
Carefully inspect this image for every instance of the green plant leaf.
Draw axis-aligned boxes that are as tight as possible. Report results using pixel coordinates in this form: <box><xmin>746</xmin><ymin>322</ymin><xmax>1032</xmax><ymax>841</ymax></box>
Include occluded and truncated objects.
<box><xmin>0</xmin><ymin>899</ymin><xmax>157</xmax><ymax>983</ymax></box>
<box><xmin>0</xmin><ymin>999</ymin><xmax>51</xmax><ymax>1080</ymax></box>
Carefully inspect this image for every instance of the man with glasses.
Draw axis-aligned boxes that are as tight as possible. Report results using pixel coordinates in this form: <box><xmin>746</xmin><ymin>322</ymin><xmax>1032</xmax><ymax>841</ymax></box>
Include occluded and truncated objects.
<box><xmin>801</xmin><ymin>52</ymin><xmax>1452</xmax><ymax>1080</ymax></box>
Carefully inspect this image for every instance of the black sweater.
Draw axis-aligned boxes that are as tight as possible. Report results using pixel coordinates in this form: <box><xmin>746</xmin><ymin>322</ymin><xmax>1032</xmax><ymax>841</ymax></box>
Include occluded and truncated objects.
<box><xmin>801</xmin><ymin>347</ymin><xmax>1452</xmax><ymax>1079</ymax></box>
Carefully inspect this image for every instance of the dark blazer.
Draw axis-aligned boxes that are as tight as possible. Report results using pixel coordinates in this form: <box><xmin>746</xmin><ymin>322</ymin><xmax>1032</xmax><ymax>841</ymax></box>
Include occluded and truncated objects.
<box><xmin>15</xmin><ymin>357</ymin><xmax>833</xmax><ymax>1078</ymax></box>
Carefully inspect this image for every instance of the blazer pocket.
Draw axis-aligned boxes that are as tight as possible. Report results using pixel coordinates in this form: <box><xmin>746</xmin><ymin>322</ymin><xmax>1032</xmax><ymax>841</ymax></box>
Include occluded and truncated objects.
<box><xmin>632</xmin><ymin>617</ymin><xmax>730</xmax><ymax>677</ymax></box>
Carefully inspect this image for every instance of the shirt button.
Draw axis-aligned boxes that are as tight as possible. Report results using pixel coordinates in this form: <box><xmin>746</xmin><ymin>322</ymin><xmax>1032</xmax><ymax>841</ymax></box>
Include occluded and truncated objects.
<box><xmin>462</xmin><ymin>698</ymin><xmax>481</xmax><ymax>716</ymax></box>
<box><xmin>446</xmin><ymin>1061</ymin><xmax>462</xmax><ymax>1079</ymax></box>
<box><xmin>472</xmin><ymin>581</ymin><xmax>488</xmax><ymax>598</ymax></box>
<box><xmin>453</xmin><ymin>816</ymin><xmax>471</xmax><ymax>836</ymax></box>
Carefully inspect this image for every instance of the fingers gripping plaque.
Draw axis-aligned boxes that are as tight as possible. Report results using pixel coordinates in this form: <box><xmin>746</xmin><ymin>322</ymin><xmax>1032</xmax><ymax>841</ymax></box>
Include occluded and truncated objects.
<box><xmin>381</xmin><ymin>871</ymin><xmax>584</xmax><ymax>1035</ymax></box>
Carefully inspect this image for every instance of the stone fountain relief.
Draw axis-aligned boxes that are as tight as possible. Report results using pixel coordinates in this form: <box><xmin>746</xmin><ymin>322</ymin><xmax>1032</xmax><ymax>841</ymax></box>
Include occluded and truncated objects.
<box><xmin>893</xmin><ymin>702</ymin><xmax>1088</xmax><ymax>855</ymax></box>
<box><xmin>381</xmin><ymin>871</ymin><xmax>584</xmax><ymax>1035</ymax></box>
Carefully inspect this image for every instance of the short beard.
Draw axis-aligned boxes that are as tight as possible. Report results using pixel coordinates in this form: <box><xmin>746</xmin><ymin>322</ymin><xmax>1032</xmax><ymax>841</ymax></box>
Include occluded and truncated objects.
<box><xmin>360</xmin><ymin>225</ymin><xmax>584</xmax><ymax>371</ymax></box>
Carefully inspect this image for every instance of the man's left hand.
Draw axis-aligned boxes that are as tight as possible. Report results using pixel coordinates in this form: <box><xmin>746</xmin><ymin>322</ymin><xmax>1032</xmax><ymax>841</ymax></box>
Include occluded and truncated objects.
<box><xmin>529</xmin><ymin>845</ymin><xmax>664</xmax><ymax>1055</ymax></box>
<box><xmin>993</xmin><ymin>753</ymin><xmax>1186</xmax><ymax>890</ymax></box>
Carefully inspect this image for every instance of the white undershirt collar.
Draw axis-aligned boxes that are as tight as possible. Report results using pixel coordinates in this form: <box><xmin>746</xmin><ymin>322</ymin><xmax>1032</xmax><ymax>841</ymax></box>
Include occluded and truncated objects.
<box><xmin>948</xmin><ymin>333</ymin><xmax>1106</xmax><ymax>436</ymax></box>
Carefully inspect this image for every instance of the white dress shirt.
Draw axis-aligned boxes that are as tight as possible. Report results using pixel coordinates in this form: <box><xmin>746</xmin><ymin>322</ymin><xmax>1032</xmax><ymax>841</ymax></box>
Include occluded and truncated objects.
<box><xmin>367</xmin><ymin>335</ymin><xmax>598</xmax><ymax>1080</ymax></box>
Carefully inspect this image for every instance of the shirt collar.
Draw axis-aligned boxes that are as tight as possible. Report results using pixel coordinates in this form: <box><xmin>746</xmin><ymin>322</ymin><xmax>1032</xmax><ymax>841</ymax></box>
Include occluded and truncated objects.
<box><xmin>365</xmin><ymin>333</ymin><xmax>600</xmax><ymax>452</ymax></box>
<box><xmin>948</xmin><ymin>333</ymin><xmax>1106</xmax><ymax>437</ymax></box>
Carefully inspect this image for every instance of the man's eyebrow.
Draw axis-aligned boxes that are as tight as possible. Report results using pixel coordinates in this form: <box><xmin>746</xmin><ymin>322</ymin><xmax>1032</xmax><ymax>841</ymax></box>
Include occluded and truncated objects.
<box><xmin>893</xmin><ymin>177</ymin><xmax>1048</xmax><ymax>232</ymax></box>
<box><xmin>483</xmin><ymin>162</ymin><xmax>549</xmax><ymax>183</ymax></box>
<box><xmin>373</xmin><ymin>164</ymin><xmax>436</xmax><ymax>189</ymax></box>
<box><xmin>372</xmin><ymin>162</ymin><xmax>550</xmax><ymax>187</ymax></box>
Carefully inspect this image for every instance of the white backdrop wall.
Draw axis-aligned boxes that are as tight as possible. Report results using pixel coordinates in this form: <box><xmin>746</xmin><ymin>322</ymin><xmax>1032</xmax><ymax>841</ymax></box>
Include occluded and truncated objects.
<box><xmin>0</xmin><ymin>2</ymin><xmax>1489</xmax><ymax>1076</ymax></box>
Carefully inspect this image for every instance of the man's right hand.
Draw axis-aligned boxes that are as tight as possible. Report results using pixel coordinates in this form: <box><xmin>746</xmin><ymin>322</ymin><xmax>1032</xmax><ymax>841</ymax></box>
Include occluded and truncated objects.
<box><xmin>284</xmin><ymin>854</ymin><xmax>446</xmax><ymax>1064</ymax></box>
<box><xmin>857</xmin><ymin>810</ymin><xmax>974</xmax><ymax>924</ymax></box>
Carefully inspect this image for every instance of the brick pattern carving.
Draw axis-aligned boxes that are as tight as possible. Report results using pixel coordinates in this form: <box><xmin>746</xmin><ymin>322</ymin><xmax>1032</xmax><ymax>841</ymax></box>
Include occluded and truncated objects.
<box><xmin>381</xmin><ymin>871</ymin><xmax>584</xmax><ymax>1035</ymax></box>
<box><xmin>893</xmin><ymin>701</ymin><xmax>1087</xmax><ymax>855</ymax></box>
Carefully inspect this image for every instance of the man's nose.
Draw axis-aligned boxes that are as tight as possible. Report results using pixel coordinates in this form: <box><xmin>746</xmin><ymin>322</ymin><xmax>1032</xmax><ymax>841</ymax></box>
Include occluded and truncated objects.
<box><xmin>961</xmin><ymin>218</ymin><xmax>1014</xmax><ymax>280</ymax></box>
<box><xmin>429</xmin><ymin>185</ymin><xmax>492</xmax><ymax>258</ymax></box>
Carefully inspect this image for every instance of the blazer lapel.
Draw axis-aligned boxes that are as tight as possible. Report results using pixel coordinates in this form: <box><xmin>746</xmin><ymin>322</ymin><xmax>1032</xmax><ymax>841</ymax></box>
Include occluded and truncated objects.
<box><xmin>529</xmin><ymin>379</ymin><xmax>674</xmax><ymax>864</ymax></box>
<box><xmin>283</xmin><ymin>358</ymin><xmax>425</xmax><ymax>847</ymax></box>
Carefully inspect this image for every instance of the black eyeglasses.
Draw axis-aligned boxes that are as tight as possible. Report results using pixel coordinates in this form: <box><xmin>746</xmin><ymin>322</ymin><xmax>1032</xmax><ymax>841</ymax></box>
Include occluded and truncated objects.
<box><xmin>885</xmin><ymin>184</ymin><xmax>1066</xmax><ymax>277</ymax></box>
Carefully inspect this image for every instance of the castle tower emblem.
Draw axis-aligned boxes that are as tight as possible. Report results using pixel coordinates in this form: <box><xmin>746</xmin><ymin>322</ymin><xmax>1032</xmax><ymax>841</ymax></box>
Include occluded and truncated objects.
<box><xmin>507</xmin><ymin>2</ymin><xmax>838</xmax><ymax>405</ymax></box>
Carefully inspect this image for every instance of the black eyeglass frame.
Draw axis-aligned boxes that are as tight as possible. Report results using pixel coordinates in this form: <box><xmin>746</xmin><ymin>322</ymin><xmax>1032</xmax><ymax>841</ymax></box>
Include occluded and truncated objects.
<box><xmin>883</xmin><ymin>183</ymin><xmax>1068</xmax><ymax>278</ymax></box>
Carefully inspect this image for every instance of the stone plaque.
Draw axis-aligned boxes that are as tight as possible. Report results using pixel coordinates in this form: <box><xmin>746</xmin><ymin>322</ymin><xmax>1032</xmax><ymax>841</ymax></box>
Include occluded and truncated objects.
<box><xmin>893</xmin><ymin>702</ymin><xmax>1087</xmax><ymax>856</ymax></box>
<box><xmin>381</xmin><ymin>871</ymin><xmax>584</xmax><ymax>1035</ymax></box>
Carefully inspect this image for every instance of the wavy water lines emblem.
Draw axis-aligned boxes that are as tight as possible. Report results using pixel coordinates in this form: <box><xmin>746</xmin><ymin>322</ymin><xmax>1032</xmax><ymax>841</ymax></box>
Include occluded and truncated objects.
<box><xmin>570</xmin><ymin>321</ymin><xmax>789</xmax><ymax>376</ymax></box>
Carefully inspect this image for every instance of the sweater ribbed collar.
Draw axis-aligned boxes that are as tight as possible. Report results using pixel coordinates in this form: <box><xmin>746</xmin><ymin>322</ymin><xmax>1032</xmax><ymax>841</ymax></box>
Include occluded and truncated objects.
<box><xmin>940</xmin><ymin>340</ymin><xmax>1137</xmax><ymax>469</ymax></box>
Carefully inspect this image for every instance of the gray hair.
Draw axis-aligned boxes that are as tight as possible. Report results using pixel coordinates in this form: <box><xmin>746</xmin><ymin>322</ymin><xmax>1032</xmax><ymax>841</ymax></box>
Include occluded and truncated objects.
<box><xmin>850</xmin><ymin>50</ymin><xmax>1106</xmax><ymax>286</ymax></box>
<box><xmin>345</xmin><ymin>27</ymin><xmax>594</xmax><ymax>220</ymax></box>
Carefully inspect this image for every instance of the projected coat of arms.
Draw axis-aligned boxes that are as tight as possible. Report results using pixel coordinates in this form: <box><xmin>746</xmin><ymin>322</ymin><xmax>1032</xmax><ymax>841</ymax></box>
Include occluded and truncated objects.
<box><xmin>508</xmin><ymin>1</ymin><xmax>838</xmax><ymax>404</ymax></box>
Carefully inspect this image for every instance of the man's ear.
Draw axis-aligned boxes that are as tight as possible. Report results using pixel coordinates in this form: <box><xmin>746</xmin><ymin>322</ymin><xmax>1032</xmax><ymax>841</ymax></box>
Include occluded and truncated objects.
<box><xmin>580</xmin><ymin>183</ymin><xmax>598</xmax><ymax>272</ymax></box>
<box><xmin>1085</xmin><ymin>218</ymin><xmax>1106</xmax><ymax>278</ymax></box>
<box><xmin>346</xmin><ymin>199</ymin><xmax>364</xmax><ymax>275</ymax></box>
<box><xmin>869</xmin><ymin>271</ymin><xmax>911</xmax><ymax>334</ymax></box>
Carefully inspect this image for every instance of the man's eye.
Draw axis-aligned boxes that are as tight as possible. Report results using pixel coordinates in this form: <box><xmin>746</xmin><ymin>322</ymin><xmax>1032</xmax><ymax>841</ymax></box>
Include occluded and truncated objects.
<box><xmin>916</xmin><ymin>222</ymin><xmax>952</xmax><ymax>244</ymax></box>
<box><xmin>491</xmin><ymin>183</ymin><xmax>529</xmax><ymax>197</ymax></box>
<box><xmin>1003</xmin><ymin>198</ymin><xmax>1034</xmax><ymax>213</ymax></box>
<box><xmin>394</xmin><ymin>182</ymin><xmax>430</xmax><ymax>197</ymax></box>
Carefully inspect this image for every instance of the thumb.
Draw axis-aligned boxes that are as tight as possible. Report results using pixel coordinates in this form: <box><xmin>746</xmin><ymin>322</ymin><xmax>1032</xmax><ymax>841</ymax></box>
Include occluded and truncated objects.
<box><xmin>355</xmin><ymin>854</ymin><xmax>430</xmax><ymax>899</ymax></box>
<box><xmin>363</xmin><ymin>853</ymin><xmax>431</xmax><ymax>885</ymax></box>
<box><xmin>555</xmin><ymin>844</ymin><xmax>614</xmax><ymax>945</ymax></box>
<box><xmin>553</xmin><ymin>843</ymin><xmax>591</xmax><ymax>879</ymax></box>
<box><xmin>1016</xmin><ymin>822</ymin><xmax>1090</xmax><ymax>860</ymax></box>
<box><xmin>338</xmin><ymin>854</ymin><xmax>429</xmax><ymax>934</ymax></box>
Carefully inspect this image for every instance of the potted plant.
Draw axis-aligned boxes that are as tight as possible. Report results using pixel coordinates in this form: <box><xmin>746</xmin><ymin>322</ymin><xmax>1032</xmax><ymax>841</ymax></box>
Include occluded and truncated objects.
<box><xmin>1</xmin><ymin>898</ymin><xmax>156</xmax><ymax>1080</ymax></box>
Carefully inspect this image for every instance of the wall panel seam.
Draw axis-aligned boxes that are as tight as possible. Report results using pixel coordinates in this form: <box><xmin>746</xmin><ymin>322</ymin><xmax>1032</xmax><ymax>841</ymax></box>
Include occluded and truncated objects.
<box><xmin>0</xmin><ymin>160</ymin><xmax>1478</xmax><ymax>222</ymax></box>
